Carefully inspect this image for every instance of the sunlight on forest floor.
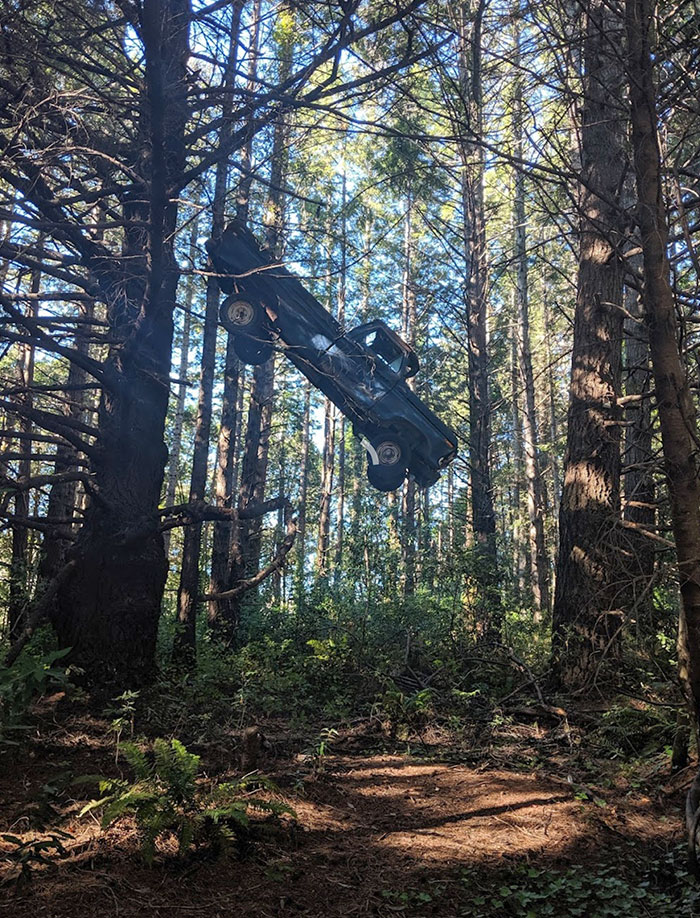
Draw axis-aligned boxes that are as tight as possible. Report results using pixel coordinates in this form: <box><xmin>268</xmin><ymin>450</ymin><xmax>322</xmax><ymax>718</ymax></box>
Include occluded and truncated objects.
<box><xmin>0</xmin><ymin>700</ymin><xmax>686</xmax><ymax>918</ymax></box>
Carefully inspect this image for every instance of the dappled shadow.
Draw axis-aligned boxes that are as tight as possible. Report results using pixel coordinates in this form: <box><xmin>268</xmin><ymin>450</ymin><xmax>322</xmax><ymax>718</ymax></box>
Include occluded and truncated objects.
<box><xmin>1</xmin><ymin>742</ymin><xmax>683</xmax><ymax>918</ymax></box>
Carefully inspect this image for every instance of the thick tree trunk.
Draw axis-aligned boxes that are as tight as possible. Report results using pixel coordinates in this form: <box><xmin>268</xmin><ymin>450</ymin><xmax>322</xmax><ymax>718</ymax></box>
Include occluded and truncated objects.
<box><xmin>552</xmin><ymin>0</ymin><xmax>626</xmax><ymax>687</ymax></box>
<box><xmin>626</xmin><ymin>0</ymin><xmax>700</xmax><ymax>724</ymax></box>
<box><xmin>53</xmin><ymin>0</ymin><xmax>191</xmax><ymax>686</ymax></box>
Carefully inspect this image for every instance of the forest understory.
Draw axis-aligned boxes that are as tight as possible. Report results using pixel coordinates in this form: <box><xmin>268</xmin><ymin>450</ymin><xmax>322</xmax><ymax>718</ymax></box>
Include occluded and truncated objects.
<box><xmin>1</xmin><ymin>670</ymin><xmax>696</xmax><ymax>918</ymax></box>
<box><xmin>2</xmin><ymin>0</ymin><xmax>700</xmax><ymax>912</ymax></box>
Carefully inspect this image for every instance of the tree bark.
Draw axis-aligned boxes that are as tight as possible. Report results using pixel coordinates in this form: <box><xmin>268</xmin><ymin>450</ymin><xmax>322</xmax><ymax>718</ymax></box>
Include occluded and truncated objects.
<box><xmin>208</xmin><ymin>332</ymin><xmax>241</xmax><ymax>629</ymax></box>
<box><xmin>8</xmin><ymin>251</ymin><xmax>40</xmax><ymax>640</ymax></box>
<box><xmin>163</xmin><ymin>216</ymin><xmax>198</xmax><ymax>560</ymax></box>
<box><xmin>401</xmin><ymin>189</ymin><xmax>416</xmax><ymax>596</ymax></box>
<box><xmin>626</xmin><ymin>0</ymin><xmax>700</xmax><ymax>724</ymax></box>
<box><xmin>511</xmin><ymin>17</ymin><xmax>549</xmax><ymax>614</ymax></box>
<box><xmin>622</xmin><ymin>269</ymin><xmax>656</xmax><ymax>613</ymax></box>
<box><xmin>52</xmin><ymin>0</ymin><xmax>191</xmax><ymax>686</ymax></box>
<box><xmin>458</xmin><ymin>0</ymin><xmax>500</xmax><ymax>632</ymax></box>
<box><xmin>174</xmin><ymin>4</ymin><xmax>241</xmax><ymax>661</ymax></box>
<box><xmin>552</xmin><ymin>0</ymin><xmax>626</xmax><ymax>687</ymax></box>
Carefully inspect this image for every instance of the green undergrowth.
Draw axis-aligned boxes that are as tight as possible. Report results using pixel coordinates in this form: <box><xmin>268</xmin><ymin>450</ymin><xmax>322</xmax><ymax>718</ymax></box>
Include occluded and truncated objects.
<box><xmin>457</xmin><ymin>855</ymin><xmax>700</xmax><ymax>917</ymax></box>
<box><xmin>79</xmin><ymin>737</ymin><xmax>296</xmax><ymax>865</ymax></box>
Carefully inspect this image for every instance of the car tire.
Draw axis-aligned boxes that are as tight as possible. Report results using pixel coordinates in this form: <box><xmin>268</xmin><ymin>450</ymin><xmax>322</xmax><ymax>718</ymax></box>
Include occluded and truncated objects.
<box><xmin>220</xmin><ymin>296</ymin><xmax>263</xmax><ymax>335</ymax></box>
<box><xmin>233</xmin><ymin>335</ymin><xmax>273</xmax><ymax>365</ymax></box>
<box><xmin>365</xmin><ymin>434</ymin><xmax>409</xmax><ymax>492</ymax></box>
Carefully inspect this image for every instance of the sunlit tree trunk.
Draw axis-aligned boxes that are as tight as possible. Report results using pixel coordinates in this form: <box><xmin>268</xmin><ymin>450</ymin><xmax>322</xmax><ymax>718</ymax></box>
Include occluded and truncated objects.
<box><xmin>510</xmin><ymin>326</ymin><xmax>527</xmax><ymax>597</ymax></box>
<box><xmin>295</xmin><ymin>382</ymin><xmax>311</xmax><ymax>590</ymax></box>
<box><xmin>317</xmin><ymin>395</ymin><xmax>335</xmax><ymax>579</ymax></box>
<box><xmin>334</xmin><ymin>167</ymin><xmax>348</xmax><ymax>575</ymax></box>
<box><xmin>458</xmin><ymin>0</ymin><xmax>500</xmax><ymax>632</ymax></box>
<box><xmin>401</xmin><ymin>188</ymin><xmax>416</xmax><ymax>596</ymax></box>
<box><xmin>317</xmin><ymin>213</ymin><xmax>336</xmax><ymax>582</ymax></box>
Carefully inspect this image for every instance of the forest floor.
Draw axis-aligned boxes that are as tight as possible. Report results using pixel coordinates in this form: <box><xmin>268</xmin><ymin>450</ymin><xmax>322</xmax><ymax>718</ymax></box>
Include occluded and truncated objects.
<box><xmin>0</xmin><ymin>694</ymin><xmax>695</xmax><ymax>917</ymax></box>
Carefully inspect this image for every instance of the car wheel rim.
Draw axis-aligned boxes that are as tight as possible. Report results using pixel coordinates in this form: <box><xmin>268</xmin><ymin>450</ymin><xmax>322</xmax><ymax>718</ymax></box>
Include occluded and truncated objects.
<box><xmin>225</xmin><ymin>299</ymin><xmax>256</xmax><ymax>327</ymax></box>
<box><xmin>376</xmin><ymin>441</ymin><xmax>401</xmax><ymax>466</ymax></box>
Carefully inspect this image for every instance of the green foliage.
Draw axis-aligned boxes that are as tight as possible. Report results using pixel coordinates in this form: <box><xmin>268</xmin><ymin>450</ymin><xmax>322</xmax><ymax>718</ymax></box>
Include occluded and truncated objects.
<box><xmin>378</xmin><ymin>682</ymin><xmax>436</xmax><ymax>738</ymax></box>
<box><xmin>0</xmin><ymin>647</ymin><xmax>70</xmax><ymax>748</ymax></box>
<box><xmin>1</xmin><ymin>830</ymin><xmax>72</xmax><ymax>889</ymax></box>
<box><xmin>589</xmin><ymin>703</ymin><xmax>677</xmax><ymax>758</ymax></box>
<box><xmin>81</xmin><ymin>738</ymin><xmax>295</xmax><ymax>865</ymax></box>
<box><xmin>458</xmin><ymin>857</ymin><xmax>700</xmax><ymax>917</ymax></box>
<box><xmin>104</xmin><ymin>690</ymin><xmax>139</xmax><ymax>743</ymax></box>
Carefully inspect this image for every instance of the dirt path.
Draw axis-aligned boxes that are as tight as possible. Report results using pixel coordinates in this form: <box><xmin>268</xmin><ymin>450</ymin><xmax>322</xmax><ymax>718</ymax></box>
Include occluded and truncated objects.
<box><xmin>1</xmin><ymin>747</ymin><xmax>682</xmax><ymax>917</ymax></box>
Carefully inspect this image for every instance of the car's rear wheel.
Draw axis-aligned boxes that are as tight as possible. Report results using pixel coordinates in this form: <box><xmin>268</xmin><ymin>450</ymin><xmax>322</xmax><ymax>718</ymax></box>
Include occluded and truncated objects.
<box><xmin>233</xmin><ymin>335</ymin><xmax>273</xmax><ymax>365</ymax></box>
<box><xmin>220</xmin><ymin>296</ymin><xmax>263</xmax><ymax>334</ymax></box>
<box><xmin>366</xmin><ymin>434</ymin><xmax>409</xmax><ymax>492</ymax></box>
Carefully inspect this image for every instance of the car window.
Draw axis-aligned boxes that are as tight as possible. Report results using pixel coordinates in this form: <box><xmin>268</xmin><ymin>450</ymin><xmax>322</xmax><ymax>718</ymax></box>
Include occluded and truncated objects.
<box><xmin>363</xmin><ymin>329</ymin><xmax>404</xmax><ymax>375</ymax></box>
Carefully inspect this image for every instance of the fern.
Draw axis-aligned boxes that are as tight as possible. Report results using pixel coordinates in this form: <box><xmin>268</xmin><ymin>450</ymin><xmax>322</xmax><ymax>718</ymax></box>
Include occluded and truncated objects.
<box><xmin>81</xmin><ymin>737</ymin><xmax>296</xmax><ymax>864</ymax></box>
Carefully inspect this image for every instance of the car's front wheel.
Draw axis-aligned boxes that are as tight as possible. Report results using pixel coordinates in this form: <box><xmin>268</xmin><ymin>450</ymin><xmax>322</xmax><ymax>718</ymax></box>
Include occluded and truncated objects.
<box><xmin>366</xmin><ymin>435</ymin><xmax>409</xmax><ymax>492</ymax></box>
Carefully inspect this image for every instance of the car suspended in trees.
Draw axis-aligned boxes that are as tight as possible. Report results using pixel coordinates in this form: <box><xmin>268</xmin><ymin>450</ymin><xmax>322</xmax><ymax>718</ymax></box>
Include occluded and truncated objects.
<box><xmin>207</xmin><ymin>220</ymin><xmax>458</xmax><ymax>492</ymax></box>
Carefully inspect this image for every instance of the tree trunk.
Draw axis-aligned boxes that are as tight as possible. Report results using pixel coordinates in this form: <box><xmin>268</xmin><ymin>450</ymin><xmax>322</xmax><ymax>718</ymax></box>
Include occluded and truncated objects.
<box><xmin>458</xmin><ymin>0</ymin><xmax>500</xmax><ymax>632</ymax></box>
<box><xmin>208</xmin><ymin>333</ymin><xmax>240</xmax><ymax>630</ymax></box>
<box><xmin>511</xmin><ymin>324</ymin><xmax>527</xmax><ymax>597</ymax></box>
<box><xmin>401</xmin><ymin>189</ymin><xmax>416</xmax><ymax>596</ymax></box>
<box><xmin>53</xmin><ymin>0</ymin><xmax>191</xmax><ymax>687</ymax></box>
<box><xmin>236</xmin><ymin>0</ymin><xmax>262</xmax><ymax>224</ymax></box>
<box><xmin>626</xmin><ymin>0</ymin><xmax>700</xmax><ymax>724</ymax></box>
<box><xmin>174</xmin><ymin>5</ymin><xmax>241</xmax><ymax>661</ymax></box>
<box><xmin>163</xmin><ymin>217</ymin><xmax>198</xmax><ymax>560</ymax></box>
<box><xmin>39</xmin><ymin>297</ymin><xmax>95</xmax><ymax>598</ymax></box>
<box><xmin>511</xmin><ymin>17</ymin><xmax>549</xmax><ymax>614</ymax></box>
<box><xmin>317</xmin><ymin>395</ymin><xmax>335</xmax><ymax>580</ymax></box>
<box><xmin>334</xmin><ymin>167</ymin><xmax>348</xmax><ymax>576</ymax></box>
<box><xmin>622</xmin><ymin>269</ymin><xmax>656</xmax><ymax>614</ymax></box>
<box><xmin>8</xmin><ymin>253</ymin><xmax>40</xmax><ymax>640</ymax></box>
<box><xmin>294</xmin><ymin>382</ymin><xmax>311</xmax><ymax>592</ymax></box>
<box><xmin>542</xmin><ymin>287</ymin><xmax>562</xmax><ymax>509</ymax></box>
<box><xmin>316</xmin><ymin>213</ymin><xmax>337</xmax><ymax>583</ymax></box>
<box><xmin>552</xmin><ymin>0</ymin><xmax>626</xmax><ymax>687</ymax></box>
<box><xmin>219</xmin><ymin>2</ymin><xmax>293</xmax><ymax>632</ymax></box>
